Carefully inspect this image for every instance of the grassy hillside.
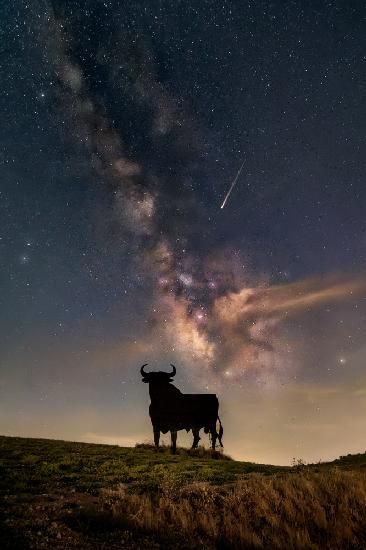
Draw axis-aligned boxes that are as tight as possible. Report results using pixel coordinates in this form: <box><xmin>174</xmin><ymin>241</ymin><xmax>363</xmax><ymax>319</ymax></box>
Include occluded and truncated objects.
<box><xmin>1</xmin><ymin>435</ymin><xmax>366</xmax><ymax>549</ymax></box>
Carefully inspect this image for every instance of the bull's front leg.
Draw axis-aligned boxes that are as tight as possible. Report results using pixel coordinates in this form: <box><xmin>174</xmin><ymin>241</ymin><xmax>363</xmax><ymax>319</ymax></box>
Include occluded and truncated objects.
<box><xmin>153</xmin><ymin>427</ymin><xmax>160</xmax><ymax>448</ymax></box>
<box><xmin>170</xmin><ymin>430</ymin><xmax>177</xmax><ymax>453</ymax></box>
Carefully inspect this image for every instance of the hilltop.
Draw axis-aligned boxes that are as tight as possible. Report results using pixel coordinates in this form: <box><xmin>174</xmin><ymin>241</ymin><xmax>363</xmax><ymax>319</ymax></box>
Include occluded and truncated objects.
<box><xmin>1</xmin><ymin>435</ymin><xmax>366</xmax><ymax>549</ymax></box>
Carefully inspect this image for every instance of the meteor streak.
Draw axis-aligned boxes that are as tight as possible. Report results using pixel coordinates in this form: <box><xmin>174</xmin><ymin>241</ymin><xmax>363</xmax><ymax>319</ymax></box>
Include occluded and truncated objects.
<box><xmin>220</xmin><ymin>159</ymin><xmax>246</xmax><ymax>209</ymax></box>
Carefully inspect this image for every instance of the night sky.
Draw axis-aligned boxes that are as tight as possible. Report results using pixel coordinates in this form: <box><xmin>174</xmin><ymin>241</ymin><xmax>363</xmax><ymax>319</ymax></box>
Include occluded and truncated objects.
<box><xmin>1</xmin><ymin>1</ymin><xmax>366</xmax><ymax>464</ymax></box>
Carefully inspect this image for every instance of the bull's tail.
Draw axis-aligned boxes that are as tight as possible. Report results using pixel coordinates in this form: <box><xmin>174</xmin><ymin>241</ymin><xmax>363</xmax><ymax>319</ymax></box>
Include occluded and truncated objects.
<box><xmin>217</xmin><ymin>415</ymin><xmax>224</xmax><ymax>447</ymax></box>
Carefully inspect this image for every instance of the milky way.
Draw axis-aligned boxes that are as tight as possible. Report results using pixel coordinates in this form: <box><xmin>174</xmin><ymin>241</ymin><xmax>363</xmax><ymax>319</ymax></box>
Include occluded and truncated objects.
<box><xmin>42</xmin><ymin>3</ymin><xmax>366</xmax><ymax>385</ymax></box>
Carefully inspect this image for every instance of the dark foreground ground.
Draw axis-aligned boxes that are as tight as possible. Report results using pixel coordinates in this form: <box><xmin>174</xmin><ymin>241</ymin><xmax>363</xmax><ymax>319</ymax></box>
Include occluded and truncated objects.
<box><xmin>1</xmin><ymin>436</ymin><xmax>366</xmax><ymax>549</ymax></box>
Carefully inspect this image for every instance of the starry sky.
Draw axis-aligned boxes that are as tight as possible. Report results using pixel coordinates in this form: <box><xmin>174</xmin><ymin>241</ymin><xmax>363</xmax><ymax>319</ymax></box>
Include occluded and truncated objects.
<box><xmin>1</xmin><ymin>1</ymin><xmax>366</xmax><ymax>464</ymax></box>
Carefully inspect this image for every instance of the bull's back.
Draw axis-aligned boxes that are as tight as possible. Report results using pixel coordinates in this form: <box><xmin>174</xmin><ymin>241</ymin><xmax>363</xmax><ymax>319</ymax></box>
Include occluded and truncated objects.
<box><xmin>149</xmin><ymin>393</ymin><xmax>219</xmax><ymax>432</ymax></box>
<box><xmin>183</xmin><ymin>394</ymin><xmax>218</xmax><ymax>413</ymax></box>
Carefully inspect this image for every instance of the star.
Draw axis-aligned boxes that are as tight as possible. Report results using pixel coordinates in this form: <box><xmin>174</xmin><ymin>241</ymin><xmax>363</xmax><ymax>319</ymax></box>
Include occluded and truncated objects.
<box><xmin>20</xmin><ymin>254</ymin><xmax>30</xmax><ymax>264</ymax></box>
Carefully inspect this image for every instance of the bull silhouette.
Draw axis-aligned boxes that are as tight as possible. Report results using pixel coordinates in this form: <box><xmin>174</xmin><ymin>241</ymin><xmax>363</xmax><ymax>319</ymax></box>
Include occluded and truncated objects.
<box><xmin>141</xmin><ymin>363</ymin><xmax>223</xmax><ymax>452</ymax></box>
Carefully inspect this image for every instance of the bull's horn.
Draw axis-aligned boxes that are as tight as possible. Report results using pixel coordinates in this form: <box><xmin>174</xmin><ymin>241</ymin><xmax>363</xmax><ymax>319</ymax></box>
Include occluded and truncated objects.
<box><xmin>169</xmin><ymin>364</ymin><xmax>176</xmax><ymax>376</ymax></box>
<box><xmin>140</xmin><ymin>364</ymin><xmax>148</xmax><ymax>376</ymax></box>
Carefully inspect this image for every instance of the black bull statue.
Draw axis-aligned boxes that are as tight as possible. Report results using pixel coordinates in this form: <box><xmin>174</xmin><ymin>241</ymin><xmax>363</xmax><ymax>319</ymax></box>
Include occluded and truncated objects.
<box><xmin>141</xmin><ymin>364</ymin><xmax>223</xmax><ymax>452</ymax></box>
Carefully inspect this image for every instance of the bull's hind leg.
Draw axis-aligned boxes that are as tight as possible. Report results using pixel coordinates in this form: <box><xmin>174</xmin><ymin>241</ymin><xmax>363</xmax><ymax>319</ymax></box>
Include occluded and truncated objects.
<box><xmin>191</xmin><ymin>428</ymin><xmax>200</xmax><ymax>449</ymax></box>
<box><xmin>217</xmin><ymin>418</ymin><xmax>224</xmax><ymax>447</ymax></box>
<box><xmin>170</xmin><ymin>430</ymin><xmax>177</xmax><ymax>453</ymax></box>
<box><xmin>210</xmin><ymin>427</ymin><xmax>217</xmax><ymax>450</ymax></box>
<box><xmin>153</xmin><ymin>428</ymin><xmax>160</xmax><ymax>448</ymax></box>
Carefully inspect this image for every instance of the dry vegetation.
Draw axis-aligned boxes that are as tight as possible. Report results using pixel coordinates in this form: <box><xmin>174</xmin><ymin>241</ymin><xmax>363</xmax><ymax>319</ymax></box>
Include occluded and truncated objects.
<box><xmin>99</xmin><ymin>470</ymin><xmax>366</xmax><ymax>549</ymax></box>
<box><xmin>2</xmin><ymin>436</ymin><xmax>366</xmax><ymax>549</ymax></box>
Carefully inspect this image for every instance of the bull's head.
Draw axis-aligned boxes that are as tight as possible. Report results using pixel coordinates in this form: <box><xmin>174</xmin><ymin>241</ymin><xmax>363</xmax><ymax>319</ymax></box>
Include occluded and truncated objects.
<box><xmin>140</xmin><ymin>363</ymin><xmax>176</xmax><ymax>384</ymax></box>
